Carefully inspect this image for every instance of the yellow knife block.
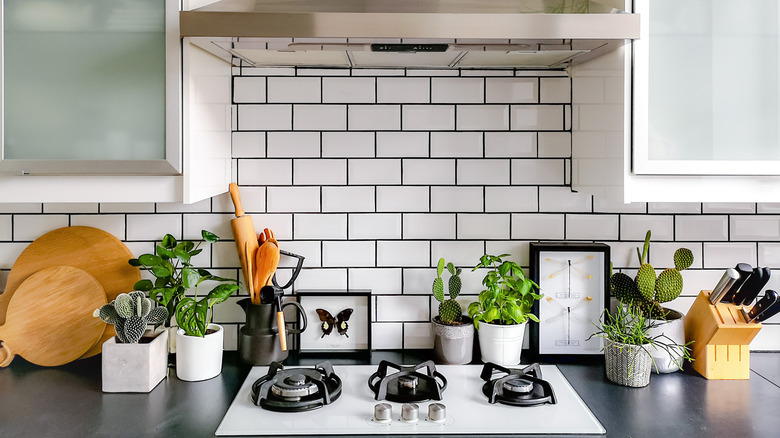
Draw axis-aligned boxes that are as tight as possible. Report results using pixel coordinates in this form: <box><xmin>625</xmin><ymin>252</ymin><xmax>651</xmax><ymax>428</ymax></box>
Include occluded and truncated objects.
<box><xmin>684</xmin><ymin>291</ymin><xmax>762</xmax><ymax>380</ymax></box>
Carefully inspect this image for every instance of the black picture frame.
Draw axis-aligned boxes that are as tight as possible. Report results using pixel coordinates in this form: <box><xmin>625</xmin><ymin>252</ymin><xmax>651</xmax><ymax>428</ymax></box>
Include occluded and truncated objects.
<box><xmin>529</xmin><ymin>242</ymin><xmax>610</xmax><ymax>361</ymax></box>
<box><xmin>295</xmin><ymin>290</ymin><xmax>372</xmax><ymax>359</ymax></box>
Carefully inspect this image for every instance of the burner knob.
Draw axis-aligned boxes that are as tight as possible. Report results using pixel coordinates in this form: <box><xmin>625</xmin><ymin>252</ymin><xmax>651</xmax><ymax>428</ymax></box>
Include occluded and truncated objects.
<box><xmin>401</xmin><ymin>403</ymin><xmax>419</xmax><ymax>423</ymax></box>
<box><xmin>374</xmin><ymin>403</ymin><xmax>392</xmax><ymax>423</ymax></box>
<box><xmin>427</xmin><ymin>403</ymin><xmax>446</xmax><ymax>423</ymax></box>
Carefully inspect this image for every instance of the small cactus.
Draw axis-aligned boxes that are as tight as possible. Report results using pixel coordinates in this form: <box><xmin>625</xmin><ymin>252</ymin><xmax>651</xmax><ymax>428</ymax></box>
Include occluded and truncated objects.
<box><xmin>432</xmin><ymin>258</ymin><xmax>464</xmax><ymax>324</ymax></box>
<box><xmin>95</xmin><ymin>291</ymin><xmax>168</xmax><ymax>343</ymax></box>
<box><xmin>610</xmin><ymin>230</ymin><xmax>693</xmax><ymax>319</ymax></box>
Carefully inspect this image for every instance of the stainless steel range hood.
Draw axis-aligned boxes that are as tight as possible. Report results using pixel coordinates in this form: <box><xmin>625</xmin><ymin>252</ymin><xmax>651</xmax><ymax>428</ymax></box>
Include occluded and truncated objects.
<box><xmin>181</xmin><ymin>0</ymin><xmax>639</xmax><ymax>69</ymax></box>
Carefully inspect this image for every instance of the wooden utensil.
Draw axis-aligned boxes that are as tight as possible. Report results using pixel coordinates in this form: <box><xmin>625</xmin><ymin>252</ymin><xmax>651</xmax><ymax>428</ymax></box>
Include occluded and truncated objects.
<box><xmin>255</xmin><ymin>229</ymin><xmax>280</xmax><ymax>292</ymax></box>
<box><xmin>0</xmin><ymin>266</ymin><xmax>107</xmax><ymax>367</ymax></box>
<box><xmin>244</xmin><ymin>242</ymin><xmax>256</xmax><ymax>303</ymax></box>
<box><xmin>229</xmin><ymin>183</ymin><xmax>260</xmax><ymax>302</ymax></box>
<box><xmin>0</xmin><ymin>226</ymin><xmax>140</xmax><ymax>358</ymax></box>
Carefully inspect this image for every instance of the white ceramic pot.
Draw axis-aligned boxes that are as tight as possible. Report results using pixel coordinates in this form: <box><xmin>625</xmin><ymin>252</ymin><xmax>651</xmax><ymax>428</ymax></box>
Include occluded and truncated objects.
<box><xmin>647</xmin><ymin>310</ymin><xmax>686</xmax><ymax>373</ymax></box>
<box><xmin>176</xmin><ymin>324</ymin><xmax>224</xmax><ymax>382</ymax></box>
<box><xmin>477</xmin><ymin>321</ymin><xmax>527</xmax><ymax>366</ymax></box>
<box><xmin>102</xmin><ymin>329</ymin><xmax>168</xmax><ymax>393</ymax></box>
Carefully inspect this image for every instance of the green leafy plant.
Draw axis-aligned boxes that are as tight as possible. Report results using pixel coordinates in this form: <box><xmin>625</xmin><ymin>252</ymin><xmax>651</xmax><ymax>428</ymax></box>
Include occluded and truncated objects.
<box><xmin>610</xmin><ymin>230</ymin><xmax>693</xmax><ymax>319</ymax></box>
<box><xmin>467</xmin><ymin>254</ymin><xmax>542</xmax><ymax>328</ymax></box>
<box><xmin>129</xmin><ymin>230</ymin><xmax>239</xmax><ymax>336</ymax></box>
<box><xmin>94</xmin><ymin>291</ymin><xmax>168</xmax><ymax>344</ymax></box>
<box><xmin>432</xmin><ymin>258</ymin><xmax>466</xmax><ymax>324</ymax></box>
<box><xmin>589</xmin><ymin>304</ymin><xmax>693</xmax><ymax>376</ymax></box>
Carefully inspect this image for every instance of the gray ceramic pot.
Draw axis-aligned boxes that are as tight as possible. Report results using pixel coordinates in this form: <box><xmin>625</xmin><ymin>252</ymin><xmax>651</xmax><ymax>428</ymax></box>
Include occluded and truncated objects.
<box><xmin>431</xmin><ymin>316</ymin><xmax>475</xmax><ymax>364</ymax></box>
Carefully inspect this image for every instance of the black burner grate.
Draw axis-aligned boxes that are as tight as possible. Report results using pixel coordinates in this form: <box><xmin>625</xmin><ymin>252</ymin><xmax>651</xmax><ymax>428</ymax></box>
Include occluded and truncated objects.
<box><xmin>251</xmin><ymin>361</ymin><xmax>342</xmax><ymax>412</ymax></box>
<box><xmin>368</xmin><ymin>360</ymin><xmax>447</xmax><ymax>403</ymax></box>
<box><xmin>480</xmin><ymin>362</ymin><xmax>557</xmax><ymax>407</ymax></box>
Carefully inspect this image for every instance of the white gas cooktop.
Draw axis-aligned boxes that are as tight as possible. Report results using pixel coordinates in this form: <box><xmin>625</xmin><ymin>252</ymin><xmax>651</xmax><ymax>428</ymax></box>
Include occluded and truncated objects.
<box><xmin>216</xmin><ymin>363</ymin><xmax>605</xmax><ymax>436</ymax></box>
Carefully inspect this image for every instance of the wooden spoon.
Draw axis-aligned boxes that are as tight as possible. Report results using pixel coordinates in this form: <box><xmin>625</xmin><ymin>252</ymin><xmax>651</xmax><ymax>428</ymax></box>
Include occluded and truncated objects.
<box><xmin>255</xmin><ymin>229</ymin><xmax>280</xmax><ymax>291</ymax></box>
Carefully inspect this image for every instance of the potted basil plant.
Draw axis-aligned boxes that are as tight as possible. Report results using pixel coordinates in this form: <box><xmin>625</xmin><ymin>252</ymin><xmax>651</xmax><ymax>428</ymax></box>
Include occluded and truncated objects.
<box><xmin>468</xmin><ymin>254</ymin><xmax>541</xmax><ymax>365</ymax></box>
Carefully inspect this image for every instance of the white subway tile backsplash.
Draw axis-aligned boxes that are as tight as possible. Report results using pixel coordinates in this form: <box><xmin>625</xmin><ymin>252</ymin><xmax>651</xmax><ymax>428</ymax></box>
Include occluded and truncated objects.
<box><xmin>377</xmin><ymin>77</ymin><xmax>430</xmax><ymax>103</ymax></box>
<box><xmin>510</xmin><ymin>105</ymin><xmax>563</xmax><ymax>130</ymax></box>
<box><xmin>0</xmin><ymin>203</ymin><xmax>42</xmax><ymax>214</ymax></box>
<box><xmin>294</xmin><ymin>214</ymin><xmax>347</xmax><ymax>240</ymax></box>
<box><xmin>267</xmin><ymin>132</ymin><xmax>320</xmax><ymax>158</ymax></box>
<box><xmin>377</xmin><ymin>240</ymin><xmax>430</xmax><ymax>267</ymax></box>
<box><xmin>648</xmin><ymin>203</ymin><xmax>702</xmax><ymax>214</ymax></box>
<box><xmin>431</xmin><ymin>78</ymin><xmax>484</xmax><ymax>103</ymax></box>
<box><xmin>404</xmin><ymin>159</ymin><xmax>456</xmax><ymax>185</ymax></box>
<box><xmin>12</xmin><ymin>215</ymin><xmax>68</xmax><ymax>242</ymax></box>
<box><xmin>702</xmin><ymin>203</ymin><xmax>756</xmax><ymax>214</ymax></box>
<box><xmin>348</xmin><ymin>105</ymin><xmax>401</xmax><ymax>130</ymax></box>
<box><xmin>294</xmin><ymin>105</ymin><xmax>347</xmax><ymax>131</ymax></box>
<box><xmin>511</xmin><ymin>214</ymin><xmax>564</xmax><ymax>240</ymax></box>
<box><xmin>233</xmin><ymin>76</ymin><xmax>266</xmax><ymax>103</ymax></box>
<box><xmin>238</xmin><ymin>104</ymin><xmax>292</xmax><ymax>130</ymax></box>
<box><xmin>0</xmin><ymin>243</ymin><xmax>26</xmax><ymax>269</ymax></box>
<box><xmin>609</xmin><ymin>241</ymin><xmax>643</xmax><ymax>269</ymax></box>
<box><xmin>403</xmin><ymin>214</ymin><xmax>455</xmax><ymax>239</ymax></box>
<box><xmin>322</xmin><ymin>186</ymin><xmax>374</xmax><ymax>212</ymax></box>
<box><xmin>377</xmin><ymin>186</ymin><xmax>429</xmax><ymax>212</ymax></box>
<box><xmin>403</xmin><ymin>323</ymin><xmax>434</xmax><ymax>348</ymax></box>
<box><xmin>431</xmin><ymin>240</ymin><xmax>485</xmax><ymax>267</ymax></box>
<box><xmin>403</xmin><ymin>268</ymin><xmax>436</xmax><ymax>295</ymax></box>
<box><xmin>279</xmin><ymin>241</ymin><xmax>321</xmax><ymax>268</ymax></box>
<box><xmin>214</xmin><ymin>187</ymin><xmax>265</xmax><ymax>213</ymax></box>
<box><xmin>293</xmin><ymin>159</ymin><xmax>347</xmax><ymax>185</ymax></box>
<box><xmin>538</xmin><ymin>187</ymin><xmax>591</xmax><ymax>213</ymax></box>
<box><xmin>572</xmin><ymin>77</ymin><xmax>604</xmax><ymax>104</ymax></box>
<box><xmin>349</xmin><ymin>214</ymin><xmax>402</xmax><ymax>239</ymax></box>
<box><xmin>758</xmin><ymin>243</ymin><xmax>780</xmax><ymax>267</ymax></box>
<box><xmin>431</xmin><ymin>186</ymin><xmax>483</xmax><ymax>212</ymax></box>
<box><xmin>322</xmin><ymin>77</ymin><xmax>375</xmax><ymax>103</ymax></box>
<box><xmin>238</xmin><ymin>159</ymin><xmax>292</xmax><ymax>186</ymax></box>
<box><xmin>232</xmin><ymin>131</ymin><xmax>265</xmax><ymax>158</ymax></box>
<box><xmin>511</xmin><ymin>159</ymin><xmax>564</xmax><ymax>185</ymax></box>
<box><xmin>69</xmin><ymin>215</ymin><xmax>125</xmax><ymax>240</ymax></box>
<box><xmin>484</xmin><ymin>132</ymin><xmax>536</xmax><ymax>158</ymax></box>
<box><xmin>593</xmin><ymin>196</ymin><xmax>646</xmax><ymax>214</ymax></box>
<box><xmin>649</xmin><ymin>242</ymin><xmax>703</xmax><ymax>270</ymax></box>
<box><xmin>377</xmin><ymin>132</ymin><xmax>429</xmax><ymax>157</ymax></box>
<box><xmin>126</xmin><ymin>214</ymin><xmax>182</xmax><ymax>241</ymax></box>
<box><xmin>349</xmin><ymin>159</ymin><xmax>401</xmax><ymax>185</ymax></box>
<box><xmin>402</xmin><ymin>105</ymin><xmax>455</xmax><ymax>131</ymax></box>
<box><xmin>457</xmin><ymin>159</ymin><xmax>509</xmax><ymax>185</ymax></box>
<box><xmin>372</xmin><ymin>323</ymin><xmax>404</xmax><ymax>349</ymax></box>
<box><xmin>253</xmin><ymin>214</ymin><xmax>294</xmax><ymax>240</ymax></box>
<box><xmin>485</xmin><ymin>187</ymin><xmax>538</xmax><ymax>212</ymax></box>
<box><xmin>456</xmin><ymin>105</ymin><xmax>509</xmax><ymax>131</ymax></box>
<box><xmin>0</xmin><ymin>216</ymin><xmax>12</xmax><ymax>241</ymax></box>
<box><xmin>676</xmin><ymin>216</ymin><xmax>728</xmax><ymax>241</ymax></box>
<box><xmin>322</xmin><ymin>132</ymin><xmax>375</xmax><ymax>157</ymax></box>
<box><xmin>430</xmin><ymin>132</ymin><xmax>483</xmax><ymax>158</ymax></box>
<box><xmin>349</xmin><ymin>268</ymin><xmax>402</xmax><ymax>295</ymax></box>
<box><xmin>157</xmin><ymin>199</ymin><xmax>211</xmax><ymax>213</ymax></box>
<box><xmin>565</xmin><ymin>214</ymin><xmax>619</xmax><ymax>240</ymax></box>
<box><xmin>376</xmin><ymin>296</ymin><xmax>430</xmax><ymax>322</ymax></box>
<box><xmin>267</xmin><ymin>77</ymin><xmax>321</xmax><ymax>103</ymax></box>
<box><xmin>703</xmin><ymin>243</ymin><xmax>757</xmax><ymax>268</ymax></box>
<box><xmin>294</xmin><ymin>268</ymin><xmax>348</xmax><ymax>289</ymax></box>
<box><xmin>267</xmin><ymin>187</ymin><xmax>320</xmax><ymax>213</ymax></box>
<box><xmin>620</xmin><ymin>215</ymin><xmax>674</xmax><ymax>241</ymax></box>
<box><xmin>43</xmin><ymin>203</ymin><xmax>98</xmax><ymax>214</ymax></box>
<box><xmin>540</xmin><ymin>77</ymin><xmax>571</xmax><ymax>103</ymax></box>
<box><xmin>730</xmin><ymin>216</ymin><xmax>780</xmax><ymax>241</ymax></box>
<box><xmin>323</xmin><ymin>241</ymin><xmax>375</xmax><ymax>267</ymax></box>
<box><xmin>485</xmin><ymin>78</ymin><xmax>537</xmax><ymax>103</ymax></box>
<box><xmin>457</xmin><ymin>214</ymin><xmax>510</xmax><ymax>239</ymax></box>
<box><xmin>757</xmin><ymin>203</ymin><xmax>780</xmax><ymax>214</ymax></box>
<box><xmin>538</xmin><ymin>132</ymin><xmax>571</xmax><ymax>158</ymax></box>
<box><xmin>485</xmin><ymin>241</ymin><xmax>530</xmax><ymax>266</ymax></box>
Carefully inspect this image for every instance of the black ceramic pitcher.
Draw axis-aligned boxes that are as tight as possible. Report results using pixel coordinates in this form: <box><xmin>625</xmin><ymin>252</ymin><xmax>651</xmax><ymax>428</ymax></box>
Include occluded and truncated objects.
<box><xmin>237</xmin><ymin>298</ymin><xmax>307</xmax><ymax>365</ymax></box>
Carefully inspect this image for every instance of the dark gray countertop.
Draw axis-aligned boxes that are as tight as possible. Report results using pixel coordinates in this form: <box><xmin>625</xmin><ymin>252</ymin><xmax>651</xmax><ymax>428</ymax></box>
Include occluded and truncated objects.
<box><xmin>1</xmin><ymin>351</ymin><xmax>779</xmax><ymax>438</ymax></box>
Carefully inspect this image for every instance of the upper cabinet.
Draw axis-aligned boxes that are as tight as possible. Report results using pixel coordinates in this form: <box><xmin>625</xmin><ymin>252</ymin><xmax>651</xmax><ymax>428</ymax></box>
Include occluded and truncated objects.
<box><xmin>0</xmin><ymin>0</ymin><xmax>231</xmax><ymax>203</ymax></box>
<box><xmin>623</xmin><ymin>0</ymin><xmax>780</xmax><ymax>201</ymax></box>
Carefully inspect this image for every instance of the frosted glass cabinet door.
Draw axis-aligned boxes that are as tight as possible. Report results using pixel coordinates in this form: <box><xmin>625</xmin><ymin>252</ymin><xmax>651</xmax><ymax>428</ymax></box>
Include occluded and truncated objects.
<box><xmin>0</xmin><ymin>0</ymin><xmax>180</xmax><ymax>175</ymax></box>
<box><xmin>632</xmin><ymin>0</ymin><xmax>780</xmax><ymax>175</ymax></box>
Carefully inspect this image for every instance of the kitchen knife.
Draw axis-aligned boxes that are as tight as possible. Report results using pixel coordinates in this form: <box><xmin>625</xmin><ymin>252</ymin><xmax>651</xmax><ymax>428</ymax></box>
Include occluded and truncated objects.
<box><xmin>755</xmin><ymin>295</ymin><xmax>780</xmax><ymax>323</ymax></box>
<box><xmin>747</xmin><ymin>290</ymin><xmax>779</xmax><ymax>322</ymax></box>
<box><xmin>709</xmin><ymin>268</ymin><xmax>739</xmax><ymax>304</ymax></box>
<box><xmin>732</xmin><ymin>267</ymin><xmax>771</xmax><ymax>306</ymax></box>
<box><xmin>720</xmin><ymin>263</ymin><xmax>753</xmax><ymax>303</ymax></box>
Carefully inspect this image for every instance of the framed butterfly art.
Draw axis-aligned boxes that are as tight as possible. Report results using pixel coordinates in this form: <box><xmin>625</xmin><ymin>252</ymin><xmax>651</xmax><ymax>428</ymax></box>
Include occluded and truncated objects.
<box><xmin>295</xmin><ymin>290</ymin><xmax>371</xmax><ymax>358</ymax></box>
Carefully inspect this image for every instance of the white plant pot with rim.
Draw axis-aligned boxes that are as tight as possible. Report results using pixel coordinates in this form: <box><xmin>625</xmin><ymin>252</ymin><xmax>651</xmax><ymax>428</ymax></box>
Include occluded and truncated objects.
<box><xmin>176</xmin><ymin>323</ymin><xmax>223</xmax><ymax>382</ymax></box>
<box><xmin>477</xmin><ymin>321</ymin><xmax>527</xmax><ymax>366</ymax></box>
<box><xmin>647</xmin><ymin>309</ymin><xmax>686</xmax><ymax>374</ymax></box>
<box><xmin>431</xmin><ymin>316</ymin><xmax>475</xmax><ymax>365</ymax></box>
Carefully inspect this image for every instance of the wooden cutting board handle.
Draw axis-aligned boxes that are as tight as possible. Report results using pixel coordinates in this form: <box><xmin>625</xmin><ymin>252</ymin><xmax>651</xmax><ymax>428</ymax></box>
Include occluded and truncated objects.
<box><xmin>0</xmin><ymin>342</ymin><xmax>13</xmax><ymax>367</ymax></box>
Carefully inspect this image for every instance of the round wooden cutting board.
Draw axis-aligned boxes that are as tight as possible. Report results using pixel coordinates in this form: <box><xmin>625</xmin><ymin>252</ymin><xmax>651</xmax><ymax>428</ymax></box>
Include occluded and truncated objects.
<box><xmin>0</xmin><ymin>266</ymin><xmax>107</xmax><ymax>367</ymax></box>
<box><xmin>0</xmin><ymin>226</ymin><xmax>141</xmax><ymax>357</ymax></box>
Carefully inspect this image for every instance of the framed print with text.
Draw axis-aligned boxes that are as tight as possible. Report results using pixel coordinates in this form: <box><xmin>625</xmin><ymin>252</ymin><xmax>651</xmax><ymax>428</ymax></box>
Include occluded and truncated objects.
<box><xmin>529</xmin><ymin>242</ymin><xmax>610</xmax><ymax>359</ymax></box>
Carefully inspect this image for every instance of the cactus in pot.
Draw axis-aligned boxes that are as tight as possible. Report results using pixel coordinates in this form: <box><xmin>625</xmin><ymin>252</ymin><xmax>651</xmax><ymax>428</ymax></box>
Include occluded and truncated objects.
<box><xmin>431</xmin><ymin>258</ymin><xmax>474</xmax><ymax>364</ymax></box>
<box><xmin>95</xmin><ymin>291</ymin><xmax>168</xmax><ymax>344</ymax></box>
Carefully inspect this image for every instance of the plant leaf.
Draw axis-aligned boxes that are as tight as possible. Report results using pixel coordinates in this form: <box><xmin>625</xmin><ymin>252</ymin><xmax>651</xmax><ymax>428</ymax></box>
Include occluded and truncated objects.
<box><xmin>206</xmin><ymin>283</ymin><xmax>239</xmax><ymax>305</ymax></box>
<box><xmin>161</xmin><ymin>234</ymin><xmax>177</xmax><ymax>249</ymax></box>
<box><xmin>202</xmin><ymin>230</ymin><xmax>219</xmax><ymax>243</ymax></box>
<box><xmin>182</xmin><ymin>267</ymin><xmax>200</xmax><ymax>289</ymax></box>
<box><xmin>138</xmin><ymin>254</ymin><xmax>161</xmax><ymax>266</ymax></box>
<box><xmin>134</xmin><ymin>279</ymin><xmax>153</xmax><ymax>291</ymax></box>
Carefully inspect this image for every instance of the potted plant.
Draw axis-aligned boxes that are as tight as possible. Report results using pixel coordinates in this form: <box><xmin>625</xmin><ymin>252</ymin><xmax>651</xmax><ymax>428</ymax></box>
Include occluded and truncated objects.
<box><xmin>94</xmin><ymin>291</ymin><xmax>169</xmax><ymax>392</ymax></box>
<box><xmin>468</xmin><ymin>254</ymin><xmax>542</xmax><ymax>365</ymax></box>
<box><xmin>610</xmin><ymin>230</ymin><xmax>693</xmax><ymax>373</ymax></box>
<box><xmin>590</xmin><ymin>304</ymin><xmax>693</xmax><ymax>387</ymax></box>
<box><xmin>431</xmin><ymin>258</ymin><xmax>474</xmax><ymax>364</ymax></box>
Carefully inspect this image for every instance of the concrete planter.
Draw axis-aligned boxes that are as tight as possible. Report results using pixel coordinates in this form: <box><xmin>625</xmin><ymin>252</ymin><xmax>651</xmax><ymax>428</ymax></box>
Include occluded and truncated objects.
<box><xmin>176</xmin><ymin>324</ymin><xmax>223</xmax><ymax>381</ymax></box>
<box><xmin>431</xmin><ymin>316</ymin><xmax>475</xmax><ymax>364</ymax></box>
<box><xmin>101</xmin><ymin>329</ymin><xmax>168</xmax><ymax>393</ymax></box>
<box><xmin>604</xmin><ymin>339</ymin><xmax>652</xmax><ymax>387</ymax></box>
<box><xmin>477</xmin><ymin>321</ymin><xmax>527</xmax><ymax>366</ymax></box>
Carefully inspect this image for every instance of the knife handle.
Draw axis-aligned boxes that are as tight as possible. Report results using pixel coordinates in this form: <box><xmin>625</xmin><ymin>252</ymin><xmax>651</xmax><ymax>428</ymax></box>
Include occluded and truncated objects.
<box><xmin>747</xmin><ymin>290</ymin><xmax>778</xmax><ymax>321</ymax></box>
<box><xmin>709</xmin><ymin>268</ymin><xmax>739</xmax><ymax>304</ymax></box>
<box><xmin>755</xmin><ymin>291</ymin><xmax>780</xmax><ymax>323</ymax></box>
<box><xmin>734</xmin><ymin>267</ymin><xmax>771</xmax><ymax>306</ymax></box>
<box><xmin>721</xmin><ymin>263</ymin><xmax>753</xmax><ymax>303</ymax></box>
